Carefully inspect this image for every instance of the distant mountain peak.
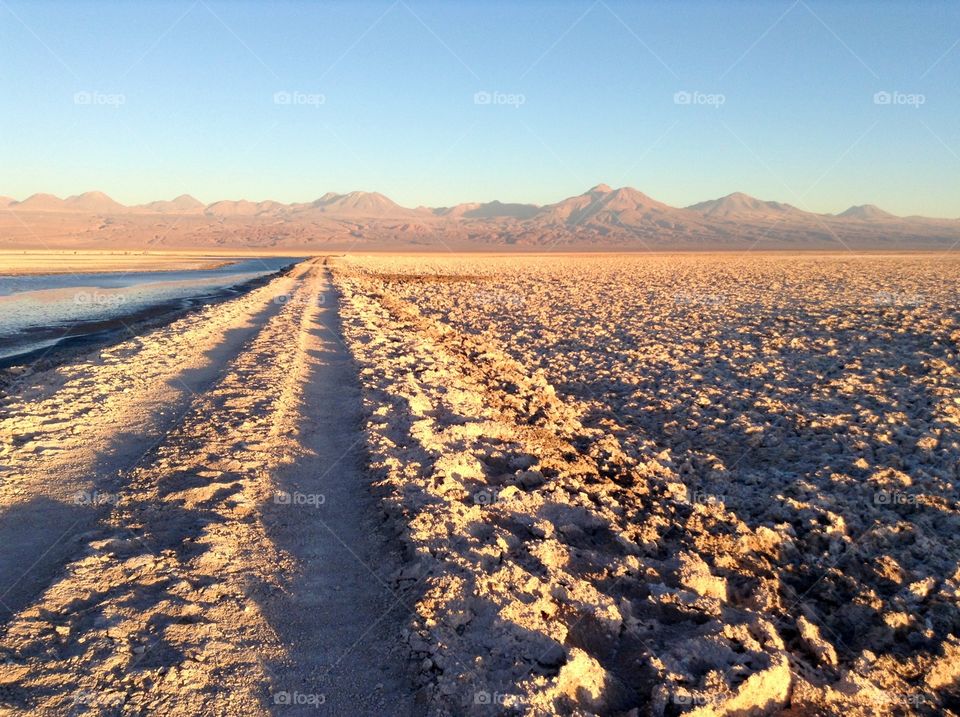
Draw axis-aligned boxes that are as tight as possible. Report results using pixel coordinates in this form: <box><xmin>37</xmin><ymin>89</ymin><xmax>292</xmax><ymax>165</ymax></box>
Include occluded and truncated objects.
<box><xmin>686</xmin><ymin>192</ymin><xmax>805</xmax><ymax>218</ymax></box>
<box><xmin>838</xmin><ymin>204</ymin><xmax>896</xmax><ymax>220</ymax></box>
<box><xmin>462</xmin><ymin>200</ymin><xmax>540</xmax><ymax>220</ymax></box>
<box><xmin>64</xmin><ymin>191</ymin><xmax>125</xmax><ymax>212</ymax></box>
<box><xmin>70</xmin><ymin>190</ymin><xmax>108</xmax><ymax>200</ymax></box>
<box><xmin>20</xmin><ymin>192</ymin><xmax>61</xmax><ymax>203</ymax></box>
<box><xmin>10</xmin><ymin>191</ymin><xmax>125</xmax><ymax>213</ymax></box>
<box><xmin>136</xmin><ymin>194</ymin><xmax>205</xmax><ymax>214</ymax></box>
<box><xmin>306</xmin><ymin>190</ymin><xmax>415</xmax><ymax>218</ymax></box>
<box><xmin>531</xmin><ymin>184</ymin><xmax>674</xmax><ymax>227</ymax></box>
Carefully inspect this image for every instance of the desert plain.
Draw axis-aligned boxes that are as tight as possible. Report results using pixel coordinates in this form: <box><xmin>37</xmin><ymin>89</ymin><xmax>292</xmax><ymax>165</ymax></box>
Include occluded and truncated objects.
<box><xmin>0</xmin><ymin>251</ymin><xmax>958</xmax><ymax>716</ymax></box>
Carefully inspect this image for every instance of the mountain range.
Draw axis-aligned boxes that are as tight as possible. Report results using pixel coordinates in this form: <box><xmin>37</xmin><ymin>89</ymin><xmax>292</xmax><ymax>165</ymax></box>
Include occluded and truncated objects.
<box><xmin>2</xmin><ymin>186</ymin><xmax>958</xmax><ymax>250</ymax></box>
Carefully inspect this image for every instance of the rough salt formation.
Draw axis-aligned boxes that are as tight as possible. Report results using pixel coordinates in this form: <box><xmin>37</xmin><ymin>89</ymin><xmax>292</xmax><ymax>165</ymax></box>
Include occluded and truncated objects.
<box><xmin>332</xmin><ymin>254</ymin><xmax>960</xmax><ymax>716</ymax></box>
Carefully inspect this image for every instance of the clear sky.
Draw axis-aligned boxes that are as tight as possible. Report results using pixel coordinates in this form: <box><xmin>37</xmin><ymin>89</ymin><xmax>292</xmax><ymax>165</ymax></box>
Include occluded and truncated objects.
<box><xmin>1</xmin><ymin>0</ymin><xmax>958</xmax><ymax>216</ymax></box>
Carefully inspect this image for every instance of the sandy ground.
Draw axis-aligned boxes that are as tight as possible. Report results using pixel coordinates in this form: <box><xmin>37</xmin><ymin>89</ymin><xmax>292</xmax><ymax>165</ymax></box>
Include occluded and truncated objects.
<box><xmin>0</xmin><ymin>259</ymin><xmax>414</xmax><ymax>715</ymax></box>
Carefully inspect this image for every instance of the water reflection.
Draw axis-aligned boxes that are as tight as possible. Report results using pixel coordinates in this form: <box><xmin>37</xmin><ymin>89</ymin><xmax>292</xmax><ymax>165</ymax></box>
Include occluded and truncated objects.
<box><xmin>0</xmin><ymin>257</ymin><xmax>301</xmax><ymax>360</ymax></box>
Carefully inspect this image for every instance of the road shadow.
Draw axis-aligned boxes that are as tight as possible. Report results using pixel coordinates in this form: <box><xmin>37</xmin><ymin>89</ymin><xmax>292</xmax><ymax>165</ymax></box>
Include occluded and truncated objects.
<box><xmin>257</xmin><ymin>270</ymin><xmax>419</xmax><ymax>716</ymax></box>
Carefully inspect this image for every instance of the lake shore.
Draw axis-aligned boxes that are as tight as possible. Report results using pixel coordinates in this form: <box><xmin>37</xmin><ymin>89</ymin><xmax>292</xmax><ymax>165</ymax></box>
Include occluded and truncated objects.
<box><xmin>0</xmin><ymin>250</ymin><xmax>301</xmax><ymax>276</ymax></box>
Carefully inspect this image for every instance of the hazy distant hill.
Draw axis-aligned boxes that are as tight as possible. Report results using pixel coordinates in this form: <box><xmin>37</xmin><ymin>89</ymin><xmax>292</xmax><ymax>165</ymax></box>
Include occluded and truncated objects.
<box><xmin>534</xmin><ymin>185</ymin><xmax>682</xmax><ymax>227</ymax></box>
<box><xmin>135</xmin><ymin>195</ymin><xmax>205</xmax><ymax>214</ymax></box>
<box><xmin>2</xmin><ymin>185</ymin><xmax>958</xmax><ymax>250</ymax></box>
<box><xmin>306</xmin><ymin>191</ymin><xmax>418</xmax><ymax>218</ymax></box>
<box><xmin>438</xmin><ymin>200</ymin><xmax>540</xmax><ymax>220</ymax></box>
<box><xmin>836</xmin><ymin>204</ymin><xmax>897</xmax><ymax>221</ymax></box>
<box><xmin>204</xmin><ymin>199</ymin><xmax>288</xmax><ymax>217</ymax></box>
<box><xmin>687</xmin><ymin>192</ymin><xmax>808</xmax><ymax>220</ymax></box>
<box><xmin>9</xmin><ymin>191</ymin><xmax>127</xmax><ymax>214</ymax></box>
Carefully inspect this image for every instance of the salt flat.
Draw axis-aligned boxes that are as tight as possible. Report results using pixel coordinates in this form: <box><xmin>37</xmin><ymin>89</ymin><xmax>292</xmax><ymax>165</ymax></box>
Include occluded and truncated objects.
<box><xmin>333</xmin><ymin>252</ymin><xmax>960</xmax><ymax>715</ymax></box>
<box><xmin>1</xmin><ymin>252</ymin><xmax>957</xmax><ymax>716</ymax></box>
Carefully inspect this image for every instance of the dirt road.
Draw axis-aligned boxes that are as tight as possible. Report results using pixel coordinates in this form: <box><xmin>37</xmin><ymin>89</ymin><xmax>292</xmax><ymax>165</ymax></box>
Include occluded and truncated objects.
<box><xmin>0</xmin><ymin>259</ymin><xmax>415</xmax><ymax>715</ymax></box>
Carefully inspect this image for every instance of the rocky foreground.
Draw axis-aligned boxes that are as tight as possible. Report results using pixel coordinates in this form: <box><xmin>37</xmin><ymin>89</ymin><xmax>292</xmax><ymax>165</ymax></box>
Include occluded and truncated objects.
<box><xmin>332</xmin><ymin>253</ymin><xmax>960</xmax><ymax>716</ymax></box>
<box><xmin>0</xmin><ymin>253</ymin><xmax>957</xmax><ymax>716</ymax></box>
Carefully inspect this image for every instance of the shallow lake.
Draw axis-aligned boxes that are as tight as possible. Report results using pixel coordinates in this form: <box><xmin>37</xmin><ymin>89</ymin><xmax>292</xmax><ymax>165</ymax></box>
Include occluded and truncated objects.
<box><xmin>0</xmin><ymin>257</ymin><xmax>301</xmax><ymax>362</ymax></box>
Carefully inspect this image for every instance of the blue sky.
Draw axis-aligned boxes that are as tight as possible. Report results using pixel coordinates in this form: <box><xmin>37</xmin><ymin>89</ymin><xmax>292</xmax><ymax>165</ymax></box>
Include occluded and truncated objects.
<box><xmin>1</xmin><ymin>0</ymin><xmax>958</xmax><ymax>216</ymax></box>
